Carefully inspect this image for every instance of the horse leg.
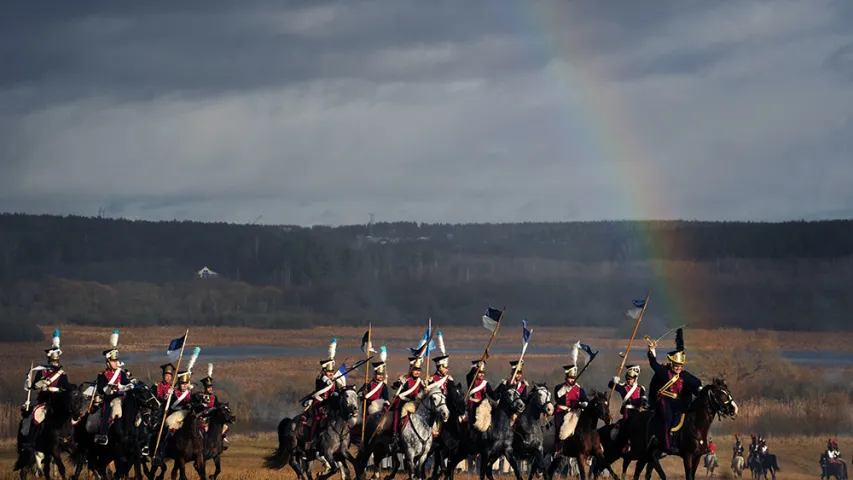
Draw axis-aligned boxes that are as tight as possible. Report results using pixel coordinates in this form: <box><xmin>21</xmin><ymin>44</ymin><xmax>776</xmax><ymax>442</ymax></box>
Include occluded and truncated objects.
<box><xmin>528</xmin><ymin>449</ymin><xmax>545</xmax><ymax>480</ymax></box>
<box><xmin>505</xmin><ymin>450</ymin><xmax>525</xmax><ymax>480</ymax></box>
<box><xmin>648</xmin><ymin>455</ymin><xmax>667</xmax><ymax>480</ymax></box>
<box><xmin>683</xmin><ymin>455</ymin><xmax>695</xmax><ymax>480</ymax></box>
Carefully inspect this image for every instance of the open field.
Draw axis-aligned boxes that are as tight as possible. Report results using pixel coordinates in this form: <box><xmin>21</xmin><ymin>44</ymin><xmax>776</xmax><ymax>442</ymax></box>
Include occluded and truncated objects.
<box><xmin>0</xmin><ymin>434</ymin><xmax>841</xmax><ymax>479</ymax></box>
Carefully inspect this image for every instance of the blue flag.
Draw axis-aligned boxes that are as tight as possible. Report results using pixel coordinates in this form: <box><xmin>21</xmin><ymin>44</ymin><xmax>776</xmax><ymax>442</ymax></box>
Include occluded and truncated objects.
<box><xmin>166</xmin><ymin>334</ymin><xmax>186</xmax><ymax>363</ymax></box>
<box><xmin>579</xmin><ymin>343</ymin><xmax>597</xmax><ymax>362</ymax></box>
<box><xmin>522</xmin><ymin>319</ymin><xmax>531</xmax><ymax>344</ymax></box>
<box><xmin>482</xmin><ymin>306</ymin><xmax>503</xmax><ymax>331</ymax></box>
<box><xmin>338</xmin><ymin>363</ymin><xmax>347</xmax><ymax>378</ymax></box>
<box><xmin>410</xmin><ymin>327</ymin><xmax>436</xmax><ymax>358</ymax></box>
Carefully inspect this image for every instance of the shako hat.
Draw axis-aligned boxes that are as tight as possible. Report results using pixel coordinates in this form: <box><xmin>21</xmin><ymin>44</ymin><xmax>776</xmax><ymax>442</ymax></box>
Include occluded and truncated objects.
<box><xmin>372</xmin><ymin>346</ymin><xmax>388</xmax><ymax>373</ymax></box>
<box><xmin>45</xmin><ymin>329</ymin><xmax>62</xmax><ymax>361</ymax></box>
<box><xmin>103</xmin><ymin>329</ymin><xmax>120</xmax><ymax>361</ymax></box>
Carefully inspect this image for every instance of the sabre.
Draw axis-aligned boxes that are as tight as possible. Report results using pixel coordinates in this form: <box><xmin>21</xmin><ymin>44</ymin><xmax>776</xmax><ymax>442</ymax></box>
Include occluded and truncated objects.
<box><xmin>24</xmin><ymin>362</ymin><xmax>34</xmax><ymax>411</ymax></box>
<box><xmin>643</xmin><ymin>324</ymin><xmax>689</xmax><ymax>347</ymax></box>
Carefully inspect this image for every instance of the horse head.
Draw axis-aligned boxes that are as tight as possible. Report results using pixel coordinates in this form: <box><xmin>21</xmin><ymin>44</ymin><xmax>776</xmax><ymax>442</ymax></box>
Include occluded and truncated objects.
<box><xmin>532</xmin><ymin>382</ymin><xmax>554</xmax><ymax>416</ymax></box>
<box><xmin>341</xmin><ymin>386</ymin><xmax>360</xmax><ymax>419</ymax></box>
<box><xmin>585</xmin><ymin>390</ymin><xmax>612</xmax><ymax>425</ymax></box>
<box><xmin>501</xmin><ymin>387</ymin><xmax>526</xmax><ymax>415</ymax></box>
<box><xmin>700</xmin><ymin>377</ymin><xmax>738</xmax><ymax>419</ymax></box>
<box><xmin>447</xmin><ymin>381</ymin><xmax>468</xmax><ymax>422</ymax></box>
<box><xmin>216</xmin><ymin>402</ymin><xmax>237</xmax><ymax>424</ymax></box>
<box><xmin>425</xmin><ymin>383</ymin><xmax>450</xmax><ymax>423</ymax></box>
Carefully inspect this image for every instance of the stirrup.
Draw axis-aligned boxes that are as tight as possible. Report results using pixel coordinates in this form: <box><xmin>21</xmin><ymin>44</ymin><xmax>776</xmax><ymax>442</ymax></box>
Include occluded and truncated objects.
<box><xmin>95</xmin><ymin>434</ymin><xmax>109</xmax><ymax>446</ymax></box>
<box><xmin>141</xmin><ymin>446</ymin><xmax>150</xmax><ymax>456</ymax></box>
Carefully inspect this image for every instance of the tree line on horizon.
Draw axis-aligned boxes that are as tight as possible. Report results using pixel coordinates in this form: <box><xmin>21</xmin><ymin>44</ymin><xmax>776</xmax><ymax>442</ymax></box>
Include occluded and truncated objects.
<box><xmin>0</xmin><ymin>213</ymin><xmax>851</xmax><ymax>341</ymax></box>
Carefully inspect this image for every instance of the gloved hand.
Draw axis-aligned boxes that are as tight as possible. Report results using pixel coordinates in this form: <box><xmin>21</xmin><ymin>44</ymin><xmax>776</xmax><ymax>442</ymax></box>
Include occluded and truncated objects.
<box><xmin>167</xmin><ymin>387</ymin><xmax>175</xmax><ymax>396</ymax></box>
<box><xmin>398</xmin><ymin>375</ymin><xmax>407</xmax><ymax>383</ymax></box>
<box><xmin>34</xmin><ymin>379</ymin><xmax>49</xmax><ymax>390</ymax></box>
<box><xmin>579</xmin><ymin>401</ymin><xmax>588</xmax><ymax>408</ymax></box>
<box><xmin>104</xmin><ymin>385</ymin><xmax>115</xmax><ymax>395</ymax></box>
<box><xmin>612</xmin><ymin>376</ymin><xmax>621</xmax><ymax>385</ymax></box>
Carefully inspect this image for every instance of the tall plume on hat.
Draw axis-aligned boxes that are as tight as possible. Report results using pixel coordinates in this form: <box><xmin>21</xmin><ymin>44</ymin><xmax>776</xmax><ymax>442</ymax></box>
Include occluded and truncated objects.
<box><xmin>380</xmin><ymin>346</ymin><xmax>387</xmax><ymax>363</ymax></box>
<box><xmin>675</xmin><ymin>328</ymin><xmax>684</xmax><ymax>352</ymax></box>
<box><xmin>570</xmin><ymin>341</ymin><xmax>579</xmax><ymax>366</ymax></box>
<box><xmin>207</xmin><ymin>363</ymin><xmax>214</xmax><ymax>378</ymax></box>
<box><xmin>110</xmin><ymin>329</ymin><xmax>119</xmax><ymax>348</ymax></box>
<box><xmin>436</xmin><ymin>331</ymin><xmax>446</xmax><ymax>355</ymax></box>
<box><xmin>186</xmin><ymin>346</ymin><xmax>201</xmax><ymax>373</ymax></box>
<box><xmin>328</xmin><ymin>338</ymin><xmax>337</xmax><ymax>361</ymax></box>
<box><xmin>52</xmin><ymin>329</ymin><xmax>61</xmax><ymax>349</ymax></box>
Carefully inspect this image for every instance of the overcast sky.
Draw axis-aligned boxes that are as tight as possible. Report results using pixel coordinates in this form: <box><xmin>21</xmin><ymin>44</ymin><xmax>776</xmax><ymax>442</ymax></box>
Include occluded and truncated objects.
<box><xmin>1</xmin><ymin>0</ymin><xmax>852</xmax><ymax>226</ymax></box>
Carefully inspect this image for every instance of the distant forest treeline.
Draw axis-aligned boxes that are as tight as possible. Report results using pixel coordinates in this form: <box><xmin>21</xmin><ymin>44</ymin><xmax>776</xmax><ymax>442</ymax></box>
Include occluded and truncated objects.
<box><xmin>1</xmin><ymin>213</ymin><xmax>852</xmax><ymax>339</ymax></box>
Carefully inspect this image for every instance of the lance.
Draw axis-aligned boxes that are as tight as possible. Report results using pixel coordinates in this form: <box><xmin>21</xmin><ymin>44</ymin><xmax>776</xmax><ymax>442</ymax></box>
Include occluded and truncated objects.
<box><xmin>153</xmin><ymin>328</ymin><xmax>189</xmax><ymax>459</ymax></box>
<box><xmin>425</xmin><ymin>318</ymin><xmax>432</xmax><ymax>383</ymax></box>
<box><xmin>465</xmin><ymin>306</ymin><xmax>505</xmax><ymax>401</ymax></box>
<box><xmin>361</xmin><ymin>323</ymin><xmax>372</xmax><ymax>443</ymax></box>
<box><xmin>299</xmin><ymin>357</ymin><xmax>374</xmax><ymax>405</ymax></box>
<box><xmin>608</xmin><ymin>290</ymin><xmax>651</xmax><ymax>404</ymax></box>
<box><xmin>509</xmin><ymin>328</ymin><xmax>532</xmax><ymax>386</ymax></box>
<box><xmin>368</xmin><ymin>329</ymin><xmax>436</xmax><ymax>444</ymax></box>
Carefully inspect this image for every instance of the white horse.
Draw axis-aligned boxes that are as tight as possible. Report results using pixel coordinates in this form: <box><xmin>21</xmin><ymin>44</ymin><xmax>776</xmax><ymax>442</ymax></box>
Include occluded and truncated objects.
<box><xmin>732</xmin><ymin>454</ymin><xmax>746</xmax><ymax>478</ymax></box>
<box><xmin>703</xmin><ymin>452</ymin><xmax>719</xmax><ymax>476</ymax></box>
<box><xmin>399</xmin><ymin>383</ymin><xmax>449</xmax><ymax>480</ymax></box>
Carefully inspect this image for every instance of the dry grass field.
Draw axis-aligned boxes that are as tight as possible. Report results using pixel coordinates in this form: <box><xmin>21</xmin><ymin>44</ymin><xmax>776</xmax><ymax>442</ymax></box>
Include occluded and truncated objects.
<box><xmin>0</xmin><ymin>433</ymin><xmax>840</xmax><ymax>479</ymax></box>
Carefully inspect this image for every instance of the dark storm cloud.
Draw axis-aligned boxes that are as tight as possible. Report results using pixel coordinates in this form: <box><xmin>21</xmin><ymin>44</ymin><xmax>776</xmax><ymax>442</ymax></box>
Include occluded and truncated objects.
<box><xmin>0</xmin><ymin>0</ymin><xmax>852</xmax><ymax>225</ymax></box>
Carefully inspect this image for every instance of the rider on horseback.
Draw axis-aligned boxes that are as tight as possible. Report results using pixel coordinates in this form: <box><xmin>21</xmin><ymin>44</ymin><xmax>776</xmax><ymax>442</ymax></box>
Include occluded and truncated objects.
<box><xmin>94</xmin><ymin>329</ymin><xmax>133</xmax><ymax>446</ymax></box>
<box><xmin>200</xmin><ymin>363</ymin><xmax>229</xmax><ymax>449</ymax></box>
<box><xmin>466</xmin><ymin>360</ymin><xmax>497</xmax><ymax>423</ymax></box>
<box><xmin>21</xmin><ymin>329</ymin><xmax>72</xmax><ymax>448</ymax></box>
<box><xmin>358</xmin><ymin>346</ymin><xmax>390</xmax><ymax>414</ymax></box>
<box><xmin>733</xmin><ymin>434</ymin><xmax>744</xmax><ymax>458</ymax></box>
<box><xmin>607</xmin><ymin>364</ymin><xmax>646</xmax><ymax>452</ymax></box>
<box><xmin>554</xmin><ymin>354</ymin><xmax>588</xmax><ymax>453</ymax></box>
<box><xmin>430</xmin><ymin>354</ymin><xmax>454</xmax><ymax>394</ymax></box>
<box><xmin>163</xmin><ymin>370</ymin><xmax>194</xmax><ymax>440</ymax></box>
<box><xmin>155</xmin><ymin>363</ymin><xmax>175</xmax><ymax>401</ymax></box>
<box><xmin>647</xmin><ymin>328</ymin><xmax>701</xmax><ymax>456</ymax></box>
<box><xmin>390</xmin><ymin>355</ymin><xmax>426</xmax><ymax>442</ymax></box>
<box><xmin>302</xmin><ymin>338</ymin><xmax>344</xmax><ymax>449</ymax></box>
<box><xmin>501</xmin><ymin>360</ymin><xmax>530</xmax><ymax>402</ymax></box>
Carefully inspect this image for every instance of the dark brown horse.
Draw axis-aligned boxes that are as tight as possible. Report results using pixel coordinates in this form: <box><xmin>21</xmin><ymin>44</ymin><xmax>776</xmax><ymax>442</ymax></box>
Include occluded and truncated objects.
<box><xmin>544</xmin><ymin>390</ymin><xmax>612</xmax><ymax>480</ymax></box>
<box><xmin>615</xmin><ymin>378</ymin><xmax>738</xmax><ymax>480</ymax></box>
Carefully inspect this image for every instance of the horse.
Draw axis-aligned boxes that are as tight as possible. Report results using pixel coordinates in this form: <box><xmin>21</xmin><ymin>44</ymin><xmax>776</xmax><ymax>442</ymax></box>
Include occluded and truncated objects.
<box><xmin>731</xmin><ymin>454</ymin><xmax>745</xmax><ymax>478</ymax></box>
<box><xmin>14</xmin><ymin>385</ymin><xmax>85</xmax><ymax>480</ymax></box>
<box><xmin>73</xmin><ymin>382</ymin><xmax>156</xmax><ymax>480</ymax></box>
<box><xmin>199</xmin><ymin>401</ymin><xmax>237</xmax><ymax>480</ymax></box>
<box><xmin>702</xmin><ymin>451</ymin><xmax>718</xmax><ymax>476</ymax></box>
<box><xmin>821</xmin><ymin>453</ymin><xmax>848</xmax><ymax>480</ymax></box>
<box><xmin>150</xmin><ymin>393</ymin><xmax>208</xmax><ymax>480</ymax></box>
<box><xmin>315</xmin><ymin>386</ymin><xmax>361</xmax><ymax>480</ymax></box>
<box><xmin>427</xmin><ymin>381</ymin><xmax>471</xmax><ymax>480</ymax></box>
<box><xmin>544</xmin><ymin>390</ymin><xmax>612</xmax><ymax>480</ymax></box>
<box><xmin>615</xmin><ymin>378</ymin><xmax>738</xmax><ymax>480</ymax></box>
<box><xmin>472</xmin><ymin>386</ymin><xmax>527</xmax><ymax>480</ymax></box>
<box><xmin>510</xmin><ymin>382</ymin><xmax>555</xmax><ymax>480</ymax></box>
<box><xmin>749</xmin><ymin>452</ymin><xmax>779</xmax><ymax>480</ymax></box>
<box><xmin>264</xmin><ymin>407</ymin><xmax>316</xmax><ymax>480</ymax></box>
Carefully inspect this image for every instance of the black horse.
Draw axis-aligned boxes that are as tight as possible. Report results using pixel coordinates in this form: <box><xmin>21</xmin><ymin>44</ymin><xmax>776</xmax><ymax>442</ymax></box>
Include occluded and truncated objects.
<box><xmin>199</xmin><ymin>402</ymin><xmax>237</xmax><ymax>480</ymax></box>
<box><xmin>821</xmin><ymin>453</ymin><xmax>848</xmax><ymax>480</ymax></box>
<box><xmin>427</xmin><ymin>381</ymin><xmax>471</xmax><ymax>480</ymax></box>
<box><xmin>749</xmin><ymin>451</ymin><xmax>780</xmax><ymax>480</ymax></box>
<box><xmin>510</xmin><ymin>382</ymin><xmax>554</xmax><ymax>480</ymax></box>
<box><xmin>14</xmin><ymin>385</ymin><xmax>85</xmax><ymax>480</ymax></box>
<box><xmin>614</xmin><ymin>378</ymin><xmax>738</xmax><ymax>480</ymax></box>
<box><xmin>472</xmin><ymin>387</ymin><xmax>528</xmax><ymax>480</ymax></box>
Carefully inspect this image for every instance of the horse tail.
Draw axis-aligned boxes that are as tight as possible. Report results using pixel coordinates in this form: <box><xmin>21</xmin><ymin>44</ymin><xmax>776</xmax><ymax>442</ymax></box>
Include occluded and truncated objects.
<box><xmin>263</xmin><ymin>417</ymin><xmax>293</xmax><ymax>470</ymax></box>
<box><xmin>13</xmin><ymin>446</ymin><xmax>34</xmax><ymax>472</ymax></box>
<box><xmin>772</xmin><ymin>455</ymin><xmax>781</xmax><ymax>471</ymax></box>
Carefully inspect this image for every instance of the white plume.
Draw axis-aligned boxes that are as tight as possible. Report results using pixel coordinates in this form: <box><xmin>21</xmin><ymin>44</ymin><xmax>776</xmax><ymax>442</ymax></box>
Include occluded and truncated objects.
<box><xmin>328</xmin><ymin>338</ymin><xmax>337</xmax><ymax>360</ymax></box>
<box><xmin>187</xmin><ymin>347</ymin><xmax>201</xmax><ymax>373</ymax></box>
<box><xmin>436</xmin><ymin>331</ymin><xmax>446</xmax><ymax>355</ymax></box>
<box><xmin>52</xmin><ymin>329</ymin><xmax>60</xmax><ymax>348</ymax></box>
<box><xmin>109</xmin><ymin>329</ymin><xmax>119</xmax><ymax>348</ymax></box>
<box><xmin>570</xmin><ymin>341</ymin><xmax>579</xmax><ymax>366</ymax></box>
<box><xmin>207</xmin><ymin>363</ymin><xmax>214</xmax><ymax>378</ymax></box>
<box><xmin>380</xmin><ymin>346</ymin><xmax>387</xmax><ymax>363</ymax></box>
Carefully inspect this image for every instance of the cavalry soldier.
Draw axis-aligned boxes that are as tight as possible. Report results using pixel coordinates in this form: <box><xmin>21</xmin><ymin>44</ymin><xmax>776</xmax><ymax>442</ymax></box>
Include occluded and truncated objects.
<box><xmin>647</xmin><ymin>328</ymin><xmax>702</xmax><ymax>455</ymax></box>
<box><xmin>554</xmin><ymin>360</ymin><xmax>588</xmax><ymax>453</ymax></box>
<box><xmin>155</xmin><ymin>363</ymin><xmax>175</xmax><ymax>400</ymax></box>
<box><xmin>199</xmin><ymin>363</ymin><xmax>229</xmax><ymax>449</ymax></box>
<box><xmin>430</xmin><ymin>353</ymin><xmax>454</xmax><ymax>394</ymax></box>
<box><xmin>501</xmin><ymin>360</ymin><xmax>529</xmax><ymax>402</ymax></box>
<box><xmin>390</xmin><ymin>355</ymin><xmax>426</xmax><ymax>441</ymax></box>
<box><xmin>21</xmin><ymin>329</ymin><xmax>72</xmax><ymax>446</ymax></box>
<box><xmin>302</xmin><ymin>338</ymin><xmax>344</xmax><ymax>449</ymax></box>
<box><xmin>95</xmin><ymin>329</ymin><xmax>134</xmax><ymax>446</ymax></box>
<box><xmin>466</xmin><ymin>360</ymin><xmax>497</xmax><ymax>426</ymax></box>
<box><xmin>162</xmin><ymin>369</ymin><xmax>194</xmax><ymax>445</ymax></box>
<box><xmin>733</xmin><ymin>434</ymin><xmax>744</xmax><ymax>458</ymax></box>
<box><xmin>359</xmin><ymin>347</ymin><xmax>390</xmax><ymax>414</ymax></box>
<box><xmin>608</xmin><ymin>365</ymin><xmax>647</xmax><ymax>422</ymax></box>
